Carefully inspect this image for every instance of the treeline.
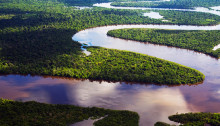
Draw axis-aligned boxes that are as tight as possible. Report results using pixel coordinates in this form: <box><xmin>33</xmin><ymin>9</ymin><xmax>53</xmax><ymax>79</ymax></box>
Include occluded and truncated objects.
<box><xmin>107</xmin><ymin>28</ymin><xmax>220</xmax><ymax>58</ymax></box>
<box><xmin>62</xmin><ymin>0</ymin><xmax>155</xmax><ymax>6</ymax></box>
<box><xmin>111</xmin><ymin>0</ymin><xmax>220</xmax><ymax>9</ymax></box>
<box><xmin>0</xmin><ymin>98</ymin><xmax>139</xmax><ymax>126</ymax></box>
<box><xmin>0</xmin><ymin>0</ymin><xmax>152</xmax><ymax>6</ymax></box>
<box><xmin>155</xmin><ymin>112</ymin><xmax>220</xmax><ymax>126</ymax></box>
<box><xmin>0</xmin><ymin>0</ymin><xmax>166</xmax><ymax>32</ymax></box>
<box><xmin>0</xmin><ymin>0</ymin><xmax>205</xmax><ymax>84</ymax></box>
<box><xmin>51</xmin><ymin>47</ymin><xmax>205</xmax><ymax>84</ymax></box>
<box><xmin>157</xmin><ymin>10</ymin><xmax>220</xmax><ymax>26</ymax></box>
<box><xmin>0</xmin><ymin>39</ymin><xmax>205</xmax><ymax>84</ymax></box>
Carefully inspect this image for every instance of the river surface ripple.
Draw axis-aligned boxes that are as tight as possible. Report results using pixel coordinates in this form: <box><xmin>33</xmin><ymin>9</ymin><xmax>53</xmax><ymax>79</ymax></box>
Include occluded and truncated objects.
<box><xmin>1</xmin><ymin>2</ymin><xmax>220</xmax><ymax>126</ymax></box>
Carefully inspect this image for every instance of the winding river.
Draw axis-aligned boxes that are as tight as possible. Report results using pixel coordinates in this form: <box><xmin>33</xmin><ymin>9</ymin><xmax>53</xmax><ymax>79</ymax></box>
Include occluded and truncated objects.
<box><xmin>1</xmin><ymin>2</ymin><xmax>220</xmax><ymax>126</ymax></box>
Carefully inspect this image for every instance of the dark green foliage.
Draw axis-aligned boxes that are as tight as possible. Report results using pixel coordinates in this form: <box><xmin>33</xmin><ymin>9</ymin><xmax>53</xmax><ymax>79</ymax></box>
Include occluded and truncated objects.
<box><xmin>0</xmin><ymin>44</ymin><xmax>205</xmax><ymax>84</ymax></box>
<box><xmin>154</xmin><ymin>113</ymin><xmax>220</xmax><ymax>126</ymax></box>
<box><xmin>0</xmin><ymin>98</ymin><xmax>139</xmax><ymax>126</ymax></box>
<box><xmin>157</xmin><ymin>10</ymin><xmax>220</xmax><ymax>26</ymax></box>
<box><xmin>169</xmin><ymin>113</ymin><xmax>220</xmax><ymax>126</ymax></box>
<box><xmin>0</xmin><ymin>0</ymin><xmax>166</xmax><ymax>30</ymax></box>
<box><xmin>72</xmin><ymin>47</ymin><xmax>204</xmax><ymax>84</ymax></box>
<box><xmin>111</xmin><ymin>0</ymin><xmax>220</xmax><ymax>9</ymax></box>
<box><xmin>94</xmin><ymin>110</ymin><xmax>139</xmax><ymax>126</ymax></box>
<box><xmin>61</xmin><ymin>0</ymin><xmax>150</xmax><ymax>6</ymax></box>
<box><xmin>107</xmin><ymin>28</ymin><xmax>220</xmax><ymax>58</ymax></box>
<box><xmin>0</xmin><ymin>0</ymin><xmax>205</xmax><ymax>84</ymax></box>
<box><xmin>111</xmin><ymin>4</ymin><xmax>220</xmax><ymax>26</ymax></box>
<box><xmin>154</xmin><ymin>122</ymin><xmax>171</xmax><ymax>126</ymax></box>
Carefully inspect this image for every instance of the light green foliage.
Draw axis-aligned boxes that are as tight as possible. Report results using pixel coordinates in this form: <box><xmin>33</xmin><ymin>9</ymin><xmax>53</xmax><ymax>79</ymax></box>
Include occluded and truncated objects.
<box><xmin>0</xmin><ymin>0</ymin><xmax>205</xmax><ymax>84</ymax></box>
<box><xmin>0</xmin><ymin>14</ymin><xmax>15</xmax><ymax>20</ymax></box>
<box><xmin>107</xmin><ymin>28</ymin><xmax>220</xmax><ymax>58</ymax></box>
<box><xmin>0</xmin><ymin>98</ymin><xmax>13</xmax><ymax>105</ymax></box>
<box><xmin>50</xmin><ymin>47</ymin><xmax>205</xmax><ymax>84</ymax></box>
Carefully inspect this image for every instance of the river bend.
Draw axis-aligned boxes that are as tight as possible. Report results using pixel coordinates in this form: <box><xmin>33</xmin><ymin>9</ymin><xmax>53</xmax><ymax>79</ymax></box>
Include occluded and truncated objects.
<box><xmin>1</xmin><ymin>2</ymin><xmax>220</xmax><ymax>126</ymax></box>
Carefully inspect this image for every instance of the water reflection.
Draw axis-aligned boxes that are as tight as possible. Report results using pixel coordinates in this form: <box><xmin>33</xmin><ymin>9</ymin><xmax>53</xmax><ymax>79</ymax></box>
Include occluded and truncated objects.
<box><xmin>1</xmin><ymin>3</ymin><xmax>220</xmax><ymax>125</ymax></box>
<box><xmin>72</xmin><ymin>24</ymin><xmax>220</xmax><ymax>75</ymax></box>
<box><xmin>72</xmin><ymin>24</ymin><xmax>220</xmax><ymax>125</ymax></box>
<box><xmin>211</xmin><ymin>6</ymin><xmax>220</xmax><ymax>11</ymax></box>
<box><xmin>143</xmin><ymin>12</ymin><xmax>164</xmax><ymax>19</ymax></box>
<box><xmin>1</xmin><ymin>75</ymin><xmax>220</xmax><ymax>125</ymax></box>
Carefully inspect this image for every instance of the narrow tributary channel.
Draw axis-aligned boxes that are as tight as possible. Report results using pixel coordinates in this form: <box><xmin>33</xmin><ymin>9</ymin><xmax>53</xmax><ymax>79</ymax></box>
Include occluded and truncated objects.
<box><xmin>1</xmin><ymin>2</ymin><xmax>220</xmax><ymax>126</ymax></box>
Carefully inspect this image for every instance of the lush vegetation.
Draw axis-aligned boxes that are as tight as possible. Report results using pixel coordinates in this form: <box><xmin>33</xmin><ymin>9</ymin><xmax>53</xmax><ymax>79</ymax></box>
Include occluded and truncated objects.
<box><xmin>154</xmin><ymin>112</ymin><xmax>220</xmax><ymax>126</ymax></box>
<box><xmin>154</xmin><ymin>122</ymin><xmax>173</xmax><ymax>126</ymax></box>
<box><xmin>0</xmin><ymin>98</ymin><xmax>139</xmax><ymax>126</ymax></box>
<box><xmin>0</xmin><ymin>38</ymin><xmax>206</xmax><ymax>84</ymax></box>
<box><xmin>54</xmin><ymin>47</ymin><xmax>205</xmax><ymax>84</ymax></box>
<box><xmin>107</xmin><ymin>28</ymin><xmax>220</xmax><ymax>58</ymax></box>
<box><xmin>61</xmin><ymin>0</ymin><xmax>152</xmax><ymax>6</ymax></box>
<box><xmin>111</xmin><ymin>0</ymin><xmax>220</xmax><ymax>9</ymax></box>
<box><xmin>0</xmin><ymin>0</ymin><xmax>206</xmax><ymax>84</ymax></box>
<box><xmin>157</xmin><ymin>10</ymin><xmax>220</xmax><ymax>26</ymax></box>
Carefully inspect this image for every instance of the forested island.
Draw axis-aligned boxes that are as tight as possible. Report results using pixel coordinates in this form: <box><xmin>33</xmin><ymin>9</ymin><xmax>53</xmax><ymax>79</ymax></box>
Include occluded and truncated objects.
<box><xmin>2</xmin><ymin>98</ymin><xmax>220</xmax><ymax>126</ymax></box>
<box><xmin>0</xmin><ymin>0</ymin><xmax>206</xmax><ymax>84</ymax></box>
<box><xmin>61</xmin><ymin>0</ymin><xmax>152</xmax><ymax>6</ymax></box>
<box><xmin>0</xmin><ymin>99</ymin><xmax>139</xmax><ymax>126</ymax></box>
<box><xmin>156</xmin><ymin>10</ymin><xmax>220</xmax><ymax>26</ymax></box>
<box><xmin>1</xmin><ymin>0</ymin><xmax>220</xmax><ymax>125</ymax></box>
<box><xmin>107</xmin><ymin>28</ymin><xmax>220</xmax><ymax>58</ymax></box>
<box><xmin>111</xmin><ymin>0</ymin><xmax>220</xmax><ymax>9</ymax></box>
<box><xmin>155</xmin><ymin>112</ymin><xmax>220</xmax><ymax>126</ymax></box>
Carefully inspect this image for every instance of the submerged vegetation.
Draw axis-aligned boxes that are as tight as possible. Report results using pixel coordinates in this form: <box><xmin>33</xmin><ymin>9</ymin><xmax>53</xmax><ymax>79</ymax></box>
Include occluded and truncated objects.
<box><xmin>0</xmin><ymin>98</ymin><xmax>139</xmax><ymax>126</ymax></box>
<box><xmin>107</xmin><ymin>28</ymin><xmax>220</xmax><ymax>58</ymax></box>
<box><xmin>111</xmin><ymin>0</ymin><xmax>220</xmax><ymax>9</ymax></box>
<box><xmin>155</xmin><ymin>112</ymin><xmax>220</xmax><ymax>126</ymax></box>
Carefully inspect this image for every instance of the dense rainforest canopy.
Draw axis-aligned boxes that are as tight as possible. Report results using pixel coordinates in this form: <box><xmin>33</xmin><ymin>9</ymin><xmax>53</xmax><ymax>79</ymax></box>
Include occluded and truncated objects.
<box><xmin>155</xmin><ymin>112</ymin><xmax>220</xmax><ymax>126</ymax></box>
<box><xmin>0</xmin><ymin>0</ymin><xmax>207</xmax><ymax>84</ymax></box>
<box><xmin>61</xmin><ymin>0</ymin><xmax>152</xmax><ymax>6</ymax></box>
<box><xmin>107</xmin><ymin>28</ymin><xmax>220</xmax><ymax>58</ymax></box>
<box><xmin>0</xmin><ymin>99</ymin><xmax>139</xmax><ymax>126</ymax></box>
<box><xmin>0</xmin><ymin>0</ymin><xmax>220</xmax><ymax>125</ymax></box>
<box><xmin>111</xmin><ymin>0</ymin><xmax>220</xmax><ymax>9</ymax></box>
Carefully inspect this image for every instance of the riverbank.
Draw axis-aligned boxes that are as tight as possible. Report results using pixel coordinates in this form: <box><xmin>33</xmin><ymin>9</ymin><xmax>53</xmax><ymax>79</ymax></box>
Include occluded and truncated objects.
<box><xmin>107</xmin><ymin>28</ymin><xmax>220</xmax><ymax>58</ymax></box>
<box><xmin>0</xmin><ymin>98</ymin><xmax>139</xmax><ymax>126</ymax></box>
<box><xmin>110</xmin><ymin>0</ymin><xmax>220</xmax><ymax>9</ymax></box>
<box><xmin>155</xmin><ymin>112</ymin><xmax>220</xmax><ymax>126</ymax></box>
<box><xmin>1</xmin><ymin>0</ymin><xmax>220</xmax><ymax>125</ymax></box>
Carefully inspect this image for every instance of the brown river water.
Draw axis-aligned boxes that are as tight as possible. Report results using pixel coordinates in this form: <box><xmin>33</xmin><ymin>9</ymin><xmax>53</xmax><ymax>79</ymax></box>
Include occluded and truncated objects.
<box><xmin>1</xmin><ymin>3</ymin><xmax>220</xmax><ymax>126</ymax></box>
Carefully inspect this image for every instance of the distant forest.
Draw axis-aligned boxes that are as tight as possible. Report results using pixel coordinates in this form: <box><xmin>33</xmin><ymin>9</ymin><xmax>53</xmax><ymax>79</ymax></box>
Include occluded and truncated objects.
<box><xmin>111</xmin><ymin>0</ymin><xmax>220</xmax><ymax>9</ymax></box>
<box><xmin>0</xmin><ymin>0</ymin><xmax>207</xmax><ymax>84</ymax></box>
<box><xmin>60</xmin><ymin>0</ymin><xmax>150</xmax><ymax>6</ymax></box>
<box><xmin>107</xmin><ymin>28</ymin><xmax>220</xmax><ymax>58</ymax></box>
